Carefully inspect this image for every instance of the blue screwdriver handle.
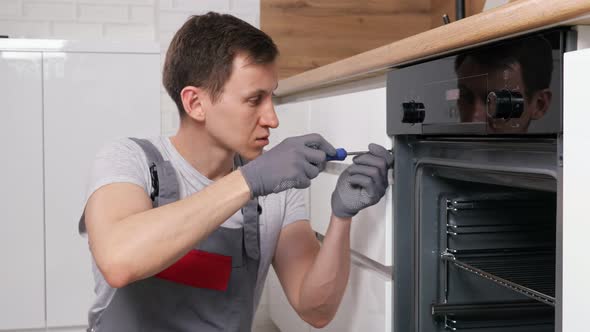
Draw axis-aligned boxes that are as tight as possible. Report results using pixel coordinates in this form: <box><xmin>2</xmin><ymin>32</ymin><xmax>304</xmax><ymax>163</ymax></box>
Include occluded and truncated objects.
<box><xmin>326</xmin><ymin>147</ymin><xmax>393</xmax><ymax>161</ymax></box>
<box><xmin>326</xmin><ymin>148</ymin><xmax>348</xmax><ymax>161</ymax></box>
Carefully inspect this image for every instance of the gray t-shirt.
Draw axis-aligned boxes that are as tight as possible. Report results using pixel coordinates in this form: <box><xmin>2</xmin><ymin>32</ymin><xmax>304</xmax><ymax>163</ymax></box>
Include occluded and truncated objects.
<box><xmin>80</xmin><ymin>136</ymin><xmax>308</xmax><ymax>327</ymax></box>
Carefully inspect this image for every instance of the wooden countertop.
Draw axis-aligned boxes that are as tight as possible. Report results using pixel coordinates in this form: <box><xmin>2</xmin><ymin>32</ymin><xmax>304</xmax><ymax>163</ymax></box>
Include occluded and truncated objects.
<box><xmin>275</xmin><ymin>0</ymin><xmax>590</xmax><ymax>97</ymax></box>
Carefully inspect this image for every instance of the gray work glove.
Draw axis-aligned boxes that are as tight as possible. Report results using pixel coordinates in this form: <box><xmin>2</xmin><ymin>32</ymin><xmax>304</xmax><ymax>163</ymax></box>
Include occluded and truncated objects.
<box><xmin>331</xmin><ymin>143</ymin><xmax>394</xmax><ymax>218</ymax></box>
<box><xmin>240</xmin><ymin>133</ymin><xmax>337</xmax><ymax>197</ymax></box>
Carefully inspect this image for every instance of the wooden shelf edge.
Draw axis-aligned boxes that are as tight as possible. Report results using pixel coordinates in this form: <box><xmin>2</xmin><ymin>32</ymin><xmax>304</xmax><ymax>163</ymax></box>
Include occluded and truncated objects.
<box><xmin>275</xmin><ymin>0</ymin><xmax>590</xmax><ymax>97</ymax></box>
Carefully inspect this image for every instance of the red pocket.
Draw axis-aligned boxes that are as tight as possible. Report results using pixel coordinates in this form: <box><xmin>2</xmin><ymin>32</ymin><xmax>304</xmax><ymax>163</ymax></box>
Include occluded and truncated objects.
<box><xmin>155</xmin><ymin>250</ymin><xmax>232</xmax><ymax>291</ymax></box>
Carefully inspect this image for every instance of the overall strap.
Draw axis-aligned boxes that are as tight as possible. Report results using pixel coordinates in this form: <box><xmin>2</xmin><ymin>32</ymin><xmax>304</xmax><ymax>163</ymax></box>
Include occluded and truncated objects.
<box><xmin>235</xmin><ymin>154</ymin><xmax>261</xmax><ymax>261</ymax></box>
<box><xmin>129</xmin><ymin>137</ymin><xmax>180</xmax><ymax>207</ymax></box>
<box><xmin>78</xmin><ymin>138</ymin><xmax>172</xmax><ymax>234</ymax></box>
<box><xmin>128</xmin><ymin>137</ymin><xmax>164</xmax><ymax>164</ymax></box>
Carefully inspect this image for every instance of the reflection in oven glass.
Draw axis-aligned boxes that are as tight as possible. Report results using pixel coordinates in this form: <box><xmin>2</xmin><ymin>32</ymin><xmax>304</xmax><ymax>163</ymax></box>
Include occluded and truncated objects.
<box><xmin>454</xmin><ymin>35</ymin><xmax>553</xmax><ymax>133</ymax></box>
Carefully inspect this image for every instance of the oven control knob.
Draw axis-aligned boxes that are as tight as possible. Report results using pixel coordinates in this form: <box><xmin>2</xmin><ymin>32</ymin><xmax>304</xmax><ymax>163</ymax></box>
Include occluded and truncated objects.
<box><xmin>486</xmin><ymin>90</ymin><xmax>524</xmax><ymax>119</ymax></box>
<box><xmin>401</xmin><ymin>101</ymin><xmax>425</xmax><ymax>123</ymax></box>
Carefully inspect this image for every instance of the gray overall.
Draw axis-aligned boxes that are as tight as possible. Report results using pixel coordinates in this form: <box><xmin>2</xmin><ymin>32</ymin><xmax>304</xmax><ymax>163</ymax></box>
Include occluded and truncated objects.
<box><xmin>89</xmin><ymin>138</ymin><xmax>261</xmax><ymax>332</ymax></box>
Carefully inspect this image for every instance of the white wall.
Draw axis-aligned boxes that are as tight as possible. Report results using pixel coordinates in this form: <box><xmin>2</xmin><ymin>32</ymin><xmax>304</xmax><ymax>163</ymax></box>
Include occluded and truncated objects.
<box><xmin>0</xmin><ymin>0</ymin><xmax>260</xmax><ymax>135</ymax></box>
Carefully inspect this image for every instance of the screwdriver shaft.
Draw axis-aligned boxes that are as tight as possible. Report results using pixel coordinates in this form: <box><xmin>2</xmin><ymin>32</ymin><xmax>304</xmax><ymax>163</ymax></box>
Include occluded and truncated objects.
<box><xmin>347</xmin><ymin>149</ymin><xmax>392</xmax><ymax>156</ymax></box>
<box><xmin>346</xmin><ymin>151</ymin><xmax>368</xmax><ymax>156</ymax></box>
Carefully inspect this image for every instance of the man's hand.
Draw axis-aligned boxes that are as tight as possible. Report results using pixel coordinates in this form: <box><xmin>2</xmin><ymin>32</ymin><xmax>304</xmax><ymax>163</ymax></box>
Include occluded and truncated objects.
<box><xmin>331</xmin><ymin>143</ymin><xmax>393</xmax><ymax>218</ymax></box>
<box><xmin>240</xmin><ymin>133</ymin><xmax>336</xmax><ymax>197</ymax></box>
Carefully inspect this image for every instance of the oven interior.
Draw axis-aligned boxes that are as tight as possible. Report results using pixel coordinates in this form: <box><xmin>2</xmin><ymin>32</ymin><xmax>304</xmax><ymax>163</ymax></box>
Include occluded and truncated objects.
<box><xmin>417</xmin><ymin>166</ymin><xmax>556</xmax><ymax>332</ymax></box>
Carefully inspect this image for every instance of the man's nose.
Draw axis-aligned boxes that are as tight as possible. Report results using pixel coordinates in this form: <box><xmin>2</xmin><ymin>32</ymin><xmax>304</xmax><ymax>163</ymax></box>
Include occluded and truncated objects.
<box><xmin>260</xmin><ymin>101</ymin><xmax>279</xmax><ymax>128</ymax></box>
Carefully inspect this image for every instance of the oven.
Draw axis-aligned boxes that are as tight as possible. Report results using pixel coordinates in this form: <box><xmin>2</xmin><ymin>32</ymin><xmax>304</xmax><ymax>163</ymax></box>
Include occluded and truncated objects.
<box><xmin>388</xmin><ymin>28</ymin><xmax>576</xmax><ymax>332</ymax></box>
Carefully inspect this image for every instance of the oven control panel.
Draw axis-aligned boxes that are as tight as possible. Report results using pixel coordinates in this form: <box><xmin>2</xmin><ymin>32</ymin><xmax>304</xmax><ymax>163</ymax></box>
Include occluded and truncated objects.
<box><xmin>401</xmin><ymin>101</ymin><xmax>425</xmax><ymax>123</ymax></box>
<box><xmin>387</xmin><ymin>28</ymin><xmax>571</xmax><ymax>136</ymax></box>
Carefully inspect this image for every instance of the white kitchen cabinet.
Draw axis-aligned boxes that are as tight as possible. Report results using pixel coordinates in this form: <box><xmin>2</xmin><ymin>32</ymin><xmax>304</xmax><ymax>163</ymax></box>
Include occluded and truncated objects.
<box><xmin>308</xmin><ymin>83</ymin><xmax>390</xmax><ymax>153</ymax></box>
<box><xmin>268</xmin><ymin>78</ymin><xmax>394</xmax><ymax>332</ymax></box>
<box><xmin>15</xmin><ymin>328</ymin><xmax>85</xmax><ymax>332</ymax></box>
<box><xmin>0</xmin><ymin>51</ymin><xmax>46</xmax><ymax>330</ymax></box>
<box><xmin>271</xmin><ymin>100</ymin><xmax>312</xmax><ymax>216</ymax></box>
<box><xmin>307</xmin><ymin>80</ymin><xmax>394</xmax><ymax>266</ymax></box>
<box><xmin>267</xmin><ymin>257</ymin><xmax>392</xmax><ymax>332</ymax></box>
<box><xmin>267</xmin><ymin>101</ymin><xmax>314</xmax><ymax>332</ymax></box>
<box><xmin>267</xmin><ymin>251</ymin><xmax>392</xmax><ymax>332</ymax></box>
<box><xmin>267</xmin><ymin>267</ymin><xmax>312</xmax><ymax>332</ymax></box>
<box><xmin>311</xmin><ymin>255</ymin><xmax>392</xmax><ymax>332</ymax></box>
<box><xmin>269</xmin><ymin>100</ymin><xmax>310</xmax><ymax>147</ymax></box>
<box><xmin>0</xmin><ymin>39</ymin><xmax>160</xmax><ymax>330</ymax></box>
<box><xmin>43</xmin><ymin>51</ymin><xmax>160</xmax><ymax>327</ymax></box>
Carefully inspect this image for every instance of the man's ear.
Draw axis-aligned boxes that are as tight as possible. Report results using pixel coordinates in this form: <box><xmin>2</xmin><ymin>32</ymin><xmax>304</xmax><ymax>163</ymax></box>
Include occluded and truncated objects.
<box><xmin>530</xmin><ymin>88</ymin><xmax>552</xmax><ymax>120</ymax></box>
<box><xmin>180</xmin><ymin>86</ymin><xmax>207</xmax><ymax>122</ymax></box>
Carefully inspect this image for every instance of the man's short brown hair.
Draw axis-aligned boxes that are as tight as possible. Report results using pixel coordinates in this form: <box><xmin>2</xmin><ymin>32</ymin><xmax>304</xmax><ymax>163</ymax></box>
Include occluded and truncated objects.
<box><xmin>162</xmin><ymin>12</ymin><xmax>279</xmax><ymax>117</ymax></box>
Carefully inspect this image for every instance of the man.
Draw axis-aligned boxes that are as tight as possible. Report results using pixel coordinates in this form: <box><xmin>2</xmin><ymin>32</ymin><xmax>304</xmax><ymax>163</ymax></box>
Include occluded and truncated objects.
<box><xmin>455</xmin><ymin>34</ymin><xmax>553</xmax><ymax>133</ymax></box>
<box><xmin>80</xmin><ymin>12</ymin><xmax>393</xmax><ymax>332</ymax></box>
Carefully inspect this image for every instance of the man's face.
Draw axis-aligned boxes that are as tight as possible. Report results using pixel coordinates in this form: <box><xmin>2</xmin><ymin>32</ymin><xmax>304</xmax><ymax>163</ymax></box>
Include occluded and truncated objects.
<box><xmin>201</xmin><ymin>53</ymin><xmax>279</xmax><ymax>160</ymax></box>
<box><xmin>456</xmin><ymin>56</ymin><xmax>551</xmax><ymax>133</ymax></box>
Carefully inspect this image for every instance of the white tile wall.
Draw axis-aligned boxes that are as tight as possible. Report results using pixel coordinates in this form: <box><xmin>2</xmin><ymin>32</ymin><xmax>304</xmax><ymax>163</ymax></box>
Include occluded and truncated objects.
<box><xmin>229</xmin><ymin>0</ymin><xmax>259</xmax><ymax>27</ymax></box>
<box><xmin>52</xmin><ymin>22</ymin><xmax>100</xmax><ymax>39</ymax></box>
<box><xmin>103</xmin><ymin>22</ymin><xmax>154</xmax><ymax>39</ymax></box>
<box><xmin>0</xmin><ymin>0</ymin><xmax>21</xmax><ymax>17</ymax></box>
<box><xmin>23</xmin><ymin>2</ymin><xmax>76</xmax><ymax>21</ymax></box>
<box><xmin>0</xmin><ymin>0</ymin><xmax>271</xmax><ymax>330</ymax></box>
<box><xmin>130</xmin><ymin>5</ymin><xmax>155</xmax><ymax>23</ymax></box>
<box><xmin>77</xmin><ymin>4</ymin><xmax>129</xmax><ymax>23</ymax></box>
<box><xmin>0</xmin><ymin>20</ymin><xmax>51</xmax><ymax>37</ymax></box>
<box><xmin>172</xmin><ymin>0</ymin><xmax>230</xmax><ymax>12</ymax></box>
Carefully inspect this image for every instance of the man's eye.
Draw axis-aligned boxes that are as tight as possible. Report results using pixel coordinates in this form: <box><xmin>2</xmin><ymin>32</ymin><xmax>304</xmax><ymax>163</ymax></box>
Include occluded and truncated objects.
<box><xmin>248</xmin><ymin>97</ymin><xmax>261</xmax><ymax>105</ymax></box>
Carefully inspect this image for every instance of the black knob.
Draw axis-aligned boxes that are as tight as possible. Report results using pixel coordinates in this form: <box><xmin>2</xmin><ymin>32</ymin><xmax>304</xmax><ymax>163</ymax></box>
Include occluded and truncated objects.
<box><xmin>486</xmin><ymin>90</ymin><xmax>524</xmax><ymax>120</ymax></box>
<box><xmin>401</xmin><ymin>101</ymin><xmax>425</xmax><ymax>124</ymax></box>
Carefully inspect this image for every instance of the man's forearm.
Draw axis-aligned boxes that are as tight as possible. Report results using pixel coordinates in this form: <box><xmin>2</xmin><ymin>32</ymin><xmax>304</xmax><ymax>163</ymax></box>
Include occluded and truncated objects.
<box><xmin>297</xmin><ymin>214</ymin><xmax>351</xmax><ymax>326</ymax></box>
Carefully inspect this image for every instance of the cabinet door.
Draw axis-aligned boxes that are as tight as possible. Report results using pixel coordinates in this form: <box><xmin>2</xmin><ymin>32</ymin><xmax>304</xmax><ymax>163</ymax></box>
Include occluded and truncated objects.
<box><xmin>271</xmin><ymin>100</ymin><xmax>312</xmax><ymax>215</ymax></box>
<box><xmin>308</xmin><ymin>84</ymin><xmax>394</xmax><ymax>266</ymax></box>
<box><xmin>311</xmin><ymin>255</ymin><xmax>392</xmax><ymax>332</ymax></box>
<box><xmin>268</xmin><ymin>254</ymin><xmax>392</xmax><ymax>332</ymax></box>
<box><xmin>266</xmin><ymin>102</ymin><xmax>314</xmax><ymax>332</ymax></box>
<box><xmin>43</xmin><ymin>51</ymin><xmax>161</xmax><ymax>327</ymax></box>
<box><xmin>269</xmin><ymin>101</ymin><xmax>310</xmax><ymax>147</ymax></box>
<box><xmin>0</xmin><ymin>51</ymin><xmax>46</xmax><ymax>329</ymax></box>
<box><xmin>267</xmin><ymin>267</ymin><xmax>312</xmax><ymax>332</ymax></box>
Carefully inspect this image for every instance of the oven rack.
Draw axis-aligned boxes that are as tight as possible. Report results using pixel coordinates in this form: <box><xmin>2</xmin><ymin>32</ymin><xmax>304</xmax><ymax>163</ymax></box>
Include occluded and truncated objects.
<box><xmin>432</xmin><ymin>301</ymin><xmax>554</xmax><ymax>331</ymax></box>
<box><xmin>446</xmin><ymin>221</ymin><xmax>554</xmax><ymax>235</ymax></box>
<box><xmin>441</xmin><ymin>251</ymin><xmax>555</xmax><ymax>306</ymax></box>
<box><xmin>444</xmin><ymin>317</ymin><xmax>553</xmax><ymax>331</ymax></box>
<box><xmin>444</xmin><ymin>196</ymin><xmax>556</xmax><ymax>253</ymax></box>
<box><xmin>432</xmin><ymin>301</ymin><xmax>553</xmax><ymax>317</ymax></box>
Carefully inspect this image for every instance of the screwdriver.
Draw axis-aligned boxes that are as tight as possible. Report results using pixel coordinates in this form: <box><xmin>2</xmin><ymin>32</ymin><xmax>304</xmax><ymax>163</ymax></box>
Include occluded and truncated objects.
<box><xmin>326</xmin><ymin>148</ymin><xmax>392</xmax><ymax>161</ymax></box>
